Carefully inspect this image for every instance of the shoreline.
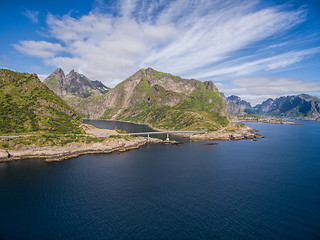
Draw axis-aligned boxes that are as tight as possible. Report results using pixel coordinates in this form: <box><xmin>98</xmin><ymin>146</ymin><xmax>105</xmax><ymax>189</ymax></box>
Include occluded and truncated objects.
<box><xmin>234</xmin><ymin>119</ymin><xmax>297</xmax><ymax>125</ymax></box>
<box><xmin>0</xmin><ymin>121</ymin><xmax>264</xmax><ymax>163</ymax></box>
<box><xmin>85</xmin><ymin>119</ymin><xmax>264</xmax><ymax>141</ymax></box>
<box><xmin>0</xmin><ymin>137</ymin><xmax>165</xmax><ymax>163</ymax></box>
<box><xmin>180</xmin><ymin>124</ymin><xmax>263</xmax><ymax>141</ymax></box>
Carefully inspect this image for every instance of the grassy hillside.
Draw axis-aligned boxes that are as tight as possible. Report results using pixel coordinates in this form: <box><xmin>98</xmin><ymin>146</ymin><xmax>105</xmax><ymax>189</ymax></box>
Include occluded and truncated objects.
<box><xmin>0</xmin><ymin>69</ymin><xmax>83</xmax><ymax>134</ymax></box>
<box><xmin>73</xmin><ymin>68</ymin><xmax>229</xmax><ymax>131</ymax></box>
<box><xmin>113</xmin><ymin>78</ymin><xmax>228</xmax><ymax>131</ymax></box>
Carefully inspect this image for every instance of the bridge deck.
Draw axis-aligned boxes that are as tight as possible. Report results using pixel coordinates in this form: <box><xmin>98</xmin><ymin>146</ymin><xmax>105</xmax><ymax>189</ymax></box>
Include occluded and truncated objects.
<box><xmin>118</xmin><ymin>131</ymin><xmax>207</xmax><ymax>136</ymax></box>
<box><xmin>0</xmin><ymin>131</ymin><xmax>207</xmax><ymax>138</ymax></box>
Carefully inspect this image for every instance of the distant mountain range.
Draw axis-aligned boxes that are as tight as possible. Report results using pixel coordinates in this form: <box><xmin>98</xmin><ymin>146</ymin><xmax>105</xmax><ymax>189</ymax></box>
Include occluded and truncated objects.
<box><xmin>225</xmin><ymin>94</ymin><xmax>320</xmax><ymax>120</ymax></box>
<box><xmin>43</xmin><ymin>67</ymin><xmax>320</xmax><ymax>124</ymax></box>
<box><xmin>0</xmin><ymin>69</ymin><xmax>83</xmax><ymax>134</ymax></box>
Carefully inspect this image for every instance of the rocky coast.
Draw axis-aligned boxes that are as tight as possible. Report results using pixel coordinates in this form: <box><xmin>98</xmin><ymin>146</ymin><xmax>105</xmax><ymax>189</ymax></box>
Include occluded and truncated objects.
<box><xmin>0</xmin><ymin>137</ymin><xmax>162</xmax><ymax>163</ymax></box>
<box><xmin>235</xmin><ymin>119</ymin><xmax>297</xmax><ymax>124</ymax></box>
<box><xmin>189</xmin><ymin>124</ymin><xmax>263</xmax><ymax>141</ymax></box>
<box><xmin>173</xmin><ymin>123</ymin><xmax>263</xmax><ymax>141</ymax></box>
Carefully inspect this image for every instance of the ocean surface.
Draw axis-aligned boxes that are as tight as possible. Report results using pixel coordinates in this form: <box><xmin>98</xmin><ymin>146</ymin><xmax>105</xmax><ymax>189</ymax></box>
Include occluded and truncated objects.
<box><xmin>0</xmin><ymin>120</ymin><xmax>320</xmax><ymax>240</ymax></box>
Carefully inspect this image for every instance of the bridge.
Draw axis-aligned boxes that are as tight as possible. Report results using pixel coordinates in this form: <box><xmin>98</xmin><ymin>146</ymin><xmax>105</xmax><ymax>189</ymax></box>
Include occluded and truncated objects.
<box><xmin>0</xmin><ymin>131</ymin><xmax>207</xmax><ymax>141</ymax></box>
<box><xmin>117</xmin><ymin>131</ymin><xmax>207</xmax><ymax>141</ymax></box>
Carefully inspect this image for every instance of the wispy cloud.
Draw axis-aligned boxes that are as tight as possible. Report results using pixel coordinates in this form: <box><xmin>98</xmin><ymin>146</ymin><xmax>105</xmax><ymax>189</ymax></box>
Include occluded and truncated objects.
<box><xmin>13</xmin><ymin>41</ymin><xmax>64</xmax><ymax>58</ymax></box>
<box><xmin>14</xmin><ymin>0</ymin><xmax>314</xmax><ymax>86</ymax></box>
<box><xmin>193</xmin><ymin>47</ymin><xmax>320</xmax><ymax>79</ymax></box>
<box><xmin>22</xmin><ymin>9</ymin><xmax>39</xmax><ymax>23</ymax></box>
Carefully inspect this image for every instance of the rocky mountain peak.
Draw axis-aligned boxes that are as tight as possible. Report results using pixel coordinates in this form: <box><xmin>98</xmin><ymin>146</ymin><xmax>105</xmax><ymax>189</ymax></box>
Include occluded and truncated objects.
<box><xmin>66</xmin><ymin>69</ymin><xmax>77</xmax><ymax>79</ymax></box>
<box><xmin>222</xmin><ymin>94</ymin><xmax>254</xmax><ymax>116</ymax></box>
<box><xmin>227</xmin><ymin>95</ymin><xmax>251</xmax><ymax>108</ymax></box>
<box><xmin>53</xmin><ymin>68</ymin><xmax>65</xmax><ymax>76</ymax></box>
<box><xmin>44</xmin><ymin>69</ymin><xmax>110</xmax><ymax>99</ymax></box>
<box><xmin>204</xmin><ymin>81</ymin><xmax>217</xmax><ymax>91</ymax></box>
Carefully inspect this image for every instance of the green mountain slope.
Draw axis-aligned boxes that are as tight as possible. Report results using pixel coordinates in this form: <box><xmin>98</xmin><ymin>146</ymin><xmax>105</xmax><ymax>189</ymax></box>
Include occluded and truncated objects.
<box><xmin>0</xmin><ymin>69</ymin><xmax>83</xmax><ymax>134</ymax></box>
<box><xmin>73</xmin><ymin>68</ymin><xmax>229</xmax><ymax>131</ymax></box>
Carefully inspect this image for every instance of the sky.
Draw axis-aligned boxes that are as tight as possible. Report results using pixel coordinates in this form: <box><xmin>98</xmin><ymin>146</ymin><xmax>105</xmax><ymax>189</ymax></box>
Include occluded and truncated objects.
<box><xmin>1</xmin><ymin>0</ymin><xmax>320</xmax><ymax>105</ymax></box>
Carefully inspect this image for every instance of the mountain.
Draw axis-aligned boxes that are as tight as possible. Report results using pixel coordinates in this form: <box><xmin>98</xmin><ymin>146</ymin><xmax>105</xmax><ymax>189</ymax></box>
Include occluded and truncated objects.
<box><xmin>255</xmin><ymin>94</ymin><xmax>320</xmax><ymax>119</ymax></box>
<box><xmin>0</xmin><ymin>69</ymin><xmax>83</xmax><ymax>134</ymax></box>
<box><xmin>221</xmin><ymin>94</ymin><xmax>255</xmax><ymax>116</ymax></box>
<box><xmin>73</xmin><ymin>68</ymin><xmax>229</xmax><ymax>131</ymax></box>
<box><xmin>44</xmin><ymin>68</ymin><xmax>110</xmax><ymax>99</ymax></box>
<box><xmin>227</xmin><ymin>95</ymin><xmax>252</xmax><ymax>108</ymax></box>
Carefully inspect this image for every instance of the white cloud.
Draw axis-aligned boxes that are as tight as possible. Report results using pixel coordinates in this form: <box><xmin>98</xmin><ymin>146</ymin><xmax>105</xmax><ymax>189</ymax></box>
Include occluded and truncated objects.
<box><xmin>22</xmin><ymin>9</ymin><xmax>39</xmax><ymax>23</ymax></box>
<box><xmin>193</xmin><ymin>48</ymin><xmax>320</xmax><ymax>79</ymax></box>
<box><xmin>37</xmin><ymin>74</ymin><xmax>49</xmax><ymax>81</ymax></box>
<box><xmin>14</xmin><ymin>0</ymin><xmax>313</xmax><ymax>87</ymax></box>
<box><xmin>13</xmin><ymin>41</ymin><xmax>64</xmax><ymax>59</ymax></box>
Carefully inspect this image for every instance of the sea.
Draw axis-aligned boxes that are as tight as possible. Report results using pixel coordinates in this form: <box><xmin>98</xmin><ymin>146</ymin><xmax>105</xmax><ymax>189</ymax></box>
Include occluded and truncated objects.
<box><xmin>0</xmin><ymin>120</ymin><xmax>319</xmax><ymax>240</ymax></box>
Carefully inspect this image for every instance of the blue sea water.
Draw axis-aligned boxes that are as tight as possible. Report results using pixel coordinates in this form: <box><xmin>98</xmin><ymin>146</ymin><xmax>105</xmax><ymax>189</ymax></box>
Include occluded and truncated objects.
<box><xmin>0</xmin><ymin>120</ymin><xmax>320</xmax><ymax>239</ymax></box>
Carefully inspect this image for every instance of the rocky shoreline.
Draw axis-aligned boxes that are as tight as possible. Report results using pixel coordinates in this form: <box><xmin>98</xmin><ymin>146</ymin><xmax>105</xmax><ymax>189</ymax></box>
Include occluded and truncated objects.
<box><xmin>189</xmin><ymin>125</ymin><xmax>263</xmax><ymax>141</ymax></box>
<box><xmin>233</xmin><ymin>117</ymin><xmax>297</xmax><ymax>125</ymax></box>
<box><xmin>0</xmin><ymin>124</ymin><xmax>263</xmax><ymax>163</ymax></box>
<box><xmin>236</xmin><ymin>119</ymin><xmax>297</xmax><ymax>124</ymax></box>
<box><xmin>0</xmin><ymin>137</ymin><xmax>163</xmax><ymax>163</ymax></box>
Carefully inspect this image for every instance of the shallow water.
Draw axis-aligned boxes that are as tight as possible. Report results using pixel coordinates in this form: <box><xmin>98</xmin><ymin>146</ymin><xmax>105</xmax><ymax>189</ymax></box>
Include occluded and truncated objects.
<box><xmin>0</xmin><ymin>120</ymin><xmax>319</xmax><ymax>239</ymax></box>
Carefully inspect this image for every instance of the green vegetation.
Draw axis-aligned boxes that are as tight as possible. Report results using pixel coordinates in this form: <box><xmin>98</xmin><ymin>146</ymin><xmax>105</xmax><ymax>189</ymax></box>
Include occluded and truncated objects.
<box><xmin>0</xmin><ymin>134</ymin><xmax>134</xmax><ymax>150</ymax></box>
<box><xmin>223</xmin><ymin>123</ymin><xmax>246</xmax><ymax>132</ymax></box>
<box><xmin>114</xmin><ymin>71</ymin><xmax>228</xmax><ymax>131</ymax></box>
<box><xmin>0</xmin><ymin>69</ymin><xmax>83</xmax><ymax>135</ymax></box>
<box><xmin>237</xmin><ymin>114</ymin><xmax>262</xmax><ymax>120</ymax></box>
<box><xmin>121</xmin><ymin>105</ymin><xmax>227</xmax><ymax>131</ymax></box>
<box><xmin>115</xmin><ymin>129</ymin><xmax>127</xmax><ymax>134</ymax></box>
<box><xmin>151</xmin><ymin>69</ymin><xmax>183</xmax><ymax>82</ymax></box>
<box><xmin>102</xmin><ymin>108</ymin><xmax>113</xmax><ymax>119</ymax></box>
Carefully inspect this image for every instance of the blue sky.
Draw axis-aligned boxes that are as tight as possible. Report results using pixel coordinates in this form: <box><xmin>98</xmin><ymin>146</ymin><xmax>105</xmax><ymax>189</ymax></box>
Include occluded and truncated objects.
<box><xmin>1</xmin><ymin>0</ymin><xmax>320</xmax><ymax>104</ymax></box>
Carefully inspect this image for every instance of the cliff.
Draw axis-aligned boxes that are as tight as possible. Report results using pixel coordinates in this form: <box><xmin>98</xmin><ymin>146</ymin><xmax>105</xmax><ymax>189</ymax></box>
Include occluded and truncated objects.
<box><xmin>44</xmin><ymin>68</ymin><xmax>110</xmax><ymax>99</ymax></box>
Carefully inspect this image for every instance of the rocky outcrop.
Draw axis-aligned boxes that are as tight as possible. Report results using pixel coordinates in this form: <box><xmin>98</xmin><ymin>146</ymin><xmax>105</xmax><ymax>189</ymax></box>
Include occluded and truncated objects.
<box><xmin>0</xmin><ymin>137</ymin><xmax>162</xmax><ymax>163</ymax></box>
<box><xmin>0</xmin><ymin>149</ymin><xmax>9</xmax><ymax>159</ymax></box>
<box><xmin>190</xmin><ymin>125</ymin><xmax>263</xmax><ymax>140</ymax></box>
<box><xmin>221</xmin><ymin>93</ymin><xmax>255</xmax><ymax>116</ymax></box>
<box><xmin>44</xmin><ymin>68</ymin><xmax>110</xmax><ymax>99</ymax></box>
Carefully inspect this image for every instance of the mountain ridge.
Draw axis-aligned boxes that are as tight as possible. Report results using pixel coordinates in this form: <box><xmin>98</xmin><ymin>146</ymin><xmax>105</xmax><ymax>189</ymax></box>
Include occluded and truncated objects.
<box><xmin>255</xmin><ymin>94</ymin><xmax>320</xmax><ymax>119</ymax></box>
<box><xmin>44</xmin><ymin>68</ymin><xmax>110</xmax><ymax>99</ymax></box>
<box><xmin>224</xmin><ymin>93</ymin><xmax>320</xmax><ymax>120</ymax></box>
<box><xmin>72</xmin><ymin>68</ymin><xmax>229</xmax><ymax>131</ymax></box>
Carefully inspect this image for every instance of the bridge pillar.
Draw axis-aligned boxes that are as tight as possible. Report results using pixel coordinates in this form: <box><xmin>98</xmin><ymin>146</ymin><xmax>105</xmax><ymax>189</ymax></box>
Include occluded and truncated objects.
<box><xmin>147</xmin><ymin>134</ymin><xmax>150</xmax><ymax>142</ymax></box>
<box><xmin>166</xmin><ymin>133</ymin><xmax>170</xmax><ymax>142</ymax></box>
<box><xmin>189</xmin><ymin>133</ymin><xmax>192</xmax><ymax>142</ymax></box>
